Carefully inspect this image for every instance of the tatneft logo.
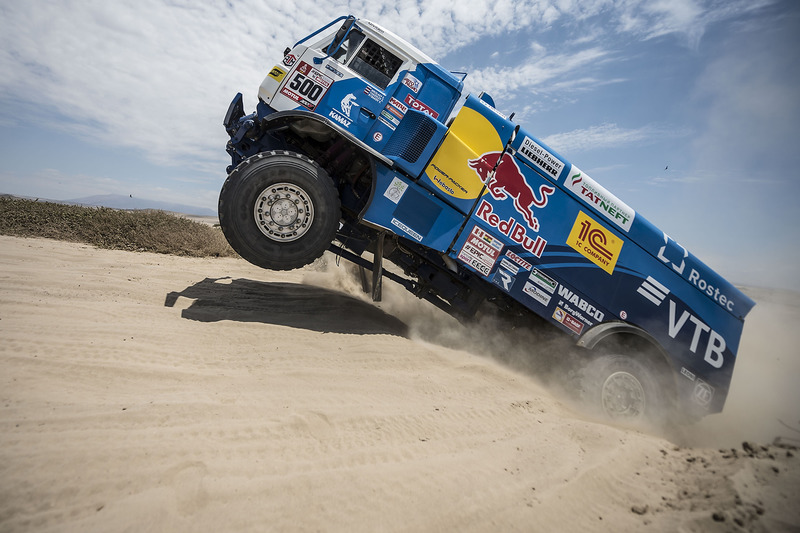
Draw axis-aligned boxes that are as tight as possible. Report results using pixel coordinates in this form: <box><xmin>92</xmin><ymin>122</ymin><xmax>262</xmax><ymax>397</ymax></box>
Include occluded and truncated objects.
<box><xmin>567</xmin><ymin>211</ymin><xmax>623</xmax><ymax>274</ymax></box>
<box><xmin>566</xmin><ymin>166</ymin><xmax>634</xmax><ymax>232</ymax></box>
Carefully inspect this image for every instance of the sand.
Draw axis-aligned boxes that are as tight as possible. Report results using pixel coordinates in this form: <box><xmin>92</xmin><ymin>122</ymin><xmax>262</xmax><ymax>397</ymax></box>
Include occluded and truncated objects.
<box><xmin>1</xmin><ymin>235</ymin><xmax>798</xmax><ymax>532</ymax></box>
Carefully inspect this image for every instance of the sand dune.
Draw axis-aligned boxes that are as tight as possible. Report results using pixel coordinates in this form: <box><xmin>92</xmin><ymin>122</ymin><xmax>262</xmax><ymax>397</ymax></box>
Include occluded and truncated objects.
<box><xmin>1</xmin><ymin>235</ymin><xmax>797</xmax><ymax>532</ymax></box>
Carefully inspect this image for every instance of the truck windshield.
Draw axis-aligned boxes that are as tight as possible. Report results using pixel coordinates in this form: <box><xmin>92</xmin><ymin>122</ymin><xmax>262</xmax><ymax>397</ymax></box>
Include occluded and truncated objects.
<box><xmin>349</xmin><ymin>38</ymin><xmax>403</xmax><ymax>89</ymax></box>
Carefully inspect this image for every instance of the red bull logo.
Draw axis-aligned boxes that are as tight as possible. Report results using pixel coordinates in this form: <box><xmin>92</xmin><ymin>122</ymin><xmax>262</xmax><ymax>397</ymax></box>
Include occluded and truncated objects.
<box><xmin>468</xmin><ymin>152</ymin><xmax>555</xmax><ymax>231</ymax></box>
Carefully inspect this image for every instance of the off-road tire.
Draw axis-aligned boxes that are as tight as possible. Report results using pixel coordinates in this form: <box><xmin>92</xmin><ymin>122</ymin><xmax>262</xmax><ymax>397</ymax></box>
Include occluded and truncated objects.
<box><xmin>219</xmin><ymin>151</ymin><xmax>340</xmax><ymax>271</ymax></box>
<box><xmin>579</xmin><ymin>353</ymin><xmax>671</xmax><ymax>426</ymax></box>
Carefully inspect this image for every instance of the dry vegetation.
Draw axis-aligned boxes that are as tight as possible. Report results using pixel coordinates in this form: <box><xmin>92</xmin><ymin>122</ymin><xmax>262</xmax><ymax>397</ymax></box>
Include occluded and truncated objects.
<box><xmin>0</xmin><ymin>196</ymin><xmax>236</xmax><ymax>258</ymax></box>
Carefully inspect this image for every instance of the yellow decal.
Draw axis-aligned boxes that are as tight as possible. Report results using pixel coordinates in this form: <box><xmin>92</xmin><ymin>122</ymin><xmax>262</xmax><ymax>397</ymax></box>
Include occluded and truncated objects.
<box><xmin>425</xmin><ymin>107</ymin><xmax>502</xmax><ymax>199</ymax></box>
<box><xmin>567</xmin><ymin>211</ymin><xmax>623</xmax><ymax>274</ymax></box>
<box><xmin>268</xmin><ymin>66</ymin><xmax>286</xmax><ymax>82</ymax></box>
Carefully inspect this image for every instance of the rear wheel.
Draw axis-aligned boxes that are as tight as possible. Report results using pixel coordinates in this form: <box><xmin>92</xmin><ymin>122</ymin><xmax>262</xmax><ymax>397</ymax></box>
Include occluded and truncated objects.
<box><xmin>579</xmin><ymin>353</ymin><xmax>672</xmax><ymax>426</ymax></box>
<box><xmin>219</xmin><ymin>151</ymin><xmax>340</xmax><ymax>270</ymax></box>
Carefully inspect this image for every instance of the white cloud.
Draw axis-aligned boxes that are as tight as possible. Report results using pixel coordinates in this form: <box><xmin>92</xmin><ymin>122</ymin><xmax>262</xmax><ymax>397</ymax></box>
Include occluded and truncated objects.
<box><xmin>541</xmin><ymin>122</ymin><xmax>690</xmax><ymax>157</ymax></box>
<box><xmin>0</xmin><ymin>0</ymin><xmax>779</xmax><ymax>180</ymax></box>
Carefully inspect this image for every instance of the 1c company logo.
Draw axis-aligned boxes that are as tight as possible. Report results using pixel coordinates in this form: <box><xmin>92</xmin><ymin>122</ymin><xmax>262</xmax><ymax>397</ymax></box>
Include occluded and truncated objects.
<box><xmin>567</xmin><ymin>211</ymin><xmax>623</xmax><ymax>274</ymax></box>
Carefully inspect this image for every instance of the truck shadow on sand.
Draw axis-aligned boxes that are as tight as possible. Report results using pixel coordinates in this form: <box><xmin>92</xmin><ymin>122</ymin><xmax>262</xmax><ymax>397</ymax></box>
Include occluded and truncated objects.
<box><xmin>164</xmin><ymin>277</ymin><xmax>408</xmax><ymax>337</ymax></box>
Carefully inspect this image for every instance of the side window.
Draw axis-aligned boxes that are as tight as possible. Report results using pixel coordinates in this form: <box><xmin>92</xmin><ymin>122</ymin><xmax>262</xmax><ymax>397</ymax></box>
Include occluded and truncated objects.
<box><xmin>348</xmin><ymin>39</ymin><xmax>403</xmax><ymax>90</ymax></box>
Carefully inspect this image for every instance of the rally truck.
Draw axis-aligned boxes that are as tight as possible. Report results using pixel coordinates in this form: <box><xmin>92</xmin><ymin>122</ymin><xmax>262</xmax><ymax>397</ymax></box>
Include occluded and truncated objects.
<box><xmin>219</xmin><ymin>15</ymin><xmax>755</xmax><ymax>424</ymax></box>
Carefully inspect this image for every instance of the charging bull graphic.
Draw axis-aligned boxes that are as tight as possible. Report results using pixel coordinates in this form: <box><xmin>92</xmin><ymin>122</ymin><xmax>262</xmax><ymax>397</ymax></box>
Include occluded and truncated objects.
<box><xmin>469</xmin><ymin>152</ymin><xmax>555</xmax><ymax>231</ymax></box>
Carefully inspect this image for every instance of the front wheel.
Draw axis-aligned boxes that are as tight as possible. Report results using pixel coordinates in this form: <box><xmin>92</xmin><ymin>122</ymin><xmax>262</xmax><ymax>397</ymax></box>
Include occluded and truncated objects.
<box><xmin>218</xmin><ymin>151</ymin><xmax>341</xmax><ymax>271</ymax></box>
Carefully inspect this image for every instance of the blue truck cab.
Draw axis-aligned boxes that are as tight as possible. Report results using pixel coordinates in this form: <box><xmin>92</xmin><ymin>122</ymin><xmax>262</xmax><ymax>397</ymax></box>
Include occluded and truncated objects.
<box><xmin>220</xmin><ymin>15</ymin><xmax>755</xmax><ymax>424</ymax></box>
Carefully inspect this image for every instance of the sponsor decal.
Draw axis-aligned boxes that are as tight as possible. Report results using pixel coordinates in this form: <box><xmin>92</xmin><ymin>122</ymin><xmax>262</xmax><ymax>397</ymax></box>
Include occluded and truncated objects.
<box><xmin>373</xmin><ymin>132</ymin><xmax>383</xmax><ymax>143</ymax></box>
<box><xmin>680</xmin><ymin>367</ymin><xmax>696</xmax><ymax>381</ymax></box>
<box><xmin>639</xmin><ymin>279</ymin><xmax>728</xmax><ymax>369</ymax></box>
<box><xmin>477</xmin><ymin>97</ymin><xmax>507</xmax><ymax>119</ymax></box>
<box><xmin>657</xmin><ymin>232</ymin><xmax>741</xmax><ymax>314</ymax></box>
<box><xmin>668</xmin><ymin>300</ymin><xmax>726</xmax><ymax>368</ymax></box>
<box><xmin>475</xmin><ymin>200</ymin><xmax>547</xmax><ymax>257</ymax></box>
<box><xmin>384</xmin><ymin>177</ymin><xmax>407</xmax><ymax>204</ymax></box>
<box><xmin>404</xmin><ymin>94</ymin><xmax>439</xmax><ymax>119</ymax></box>
<box><xmin>689</xmin><ymin>268</ymin><xmax>735</xmax><ymax>312</ymax></box>
<box><xmin>523</xmin><ymin>281</ymin><xmax>552</xmax><ymax>306</ymax></box>
<box><xmin>499</xmin><ymin>258</ymin><xmax>520</xmax><ymax>275</ymax></box>
<box><xmin>283</xmin><ymin>54</ymin><xmax>297</xmax><ymax>67</ymax></box>
<box><xmin>457</xmin><ymin>225</ymin><xmax>503</xmax><ymax>277</ymax></box>
<box><xmin>402</xmin><ymin>73</ymin><xmax>422</xmax><ymax>93</ymax></box>
<box><xmin>329</xmin><ymin>109</ymin><xmax>352</xmax><ymax>127</ymax></box>
<box><xmin>280</xmin><ymin>61</ymin><xmax>332</xmax><ymax>111</ymax></box>
<box><xmin>364</xmin><ymin>86</ymin><xmax>385</xmax><ymax>103</ymax></box>
<box><xmin>378</xmin><ymin>116</ymin><xmax>396</xmax><ymax>131</ymax></box>
<box><xmin>380</xmin><ymin>110</ymin><xmax>400</xmax><ymax>126</ymax></box>
<box><xmin>518</xmin><ymin>136</ymin><xmax>564</xmax><ymax>181</ymax></box>
<box><xmin>637</xmin><ymin>275</ymin><xmax>670</xmax><ymax>306</ymax></box>
<box><xmin>657</xmin><ymin>232</ymin><xmax>687</xmax><ymax>275</ymax></box>
<box><xmin>567</xmin><ymin>211</ymin><xmax>623</xmax><ymax>275</ymax></box>
<box><xmin>268</xmin><ymin>66</ymin><xmax>286</xmax><ymax>82</ymax></box>
<box><xmin>619</xmin><ymin>310</ymin><xmax>627</xmax><ymax>320</ymax></box>
<box><xmin>567</xmin><ymin>166</ymin><xmax>634</xmax><ymax>232</ymax></box>
<box><xmin>505</xmin><ymin>250</ymin><xmax>532</xmax><ymax>271</ymax></box>
<box><xmin>340</xmin><ymin>93</ymin><xmax>359</xmax><ymax>118</ymax></box>
<box><xmin>556</xmin><ymin>286</ymin><xmax>604</xmax><ymax>322</ymax></box>
<box><xmin>529</xmin><ymin>268</ymin><xmax>557</xmax><ymax>294</ymax></box>
<box><xmin>325</xmin><ymin>64</ymin><xmax>343</xmax><ymax>78</ymax></box>
<box><xmin>469</xmin><ymin>152</ymin><xmax>555</xmax><ymax>232</ymax></box>
<box><xmin>429</xmin><ymin>163</ymin><xmax>468</xmax><ymax>197</ymax></box>
<box><xmin>553</xmin><ymin>307</ymin><xmax>584</xmax><ymax>335</ymax></box>
<box><xmin>492</xmin><ymin>268</ymin><xmax>516</xmax><ymax>293</ymax></box>
<box><xmin>328</xmin><ymin>93</ymin><xmax>359</xmax><ymax>128</ymax></box>
<box><xmin>391</xmin><ymin>218</ymin><xmax>423</xmax><ymax>242</ymax></box>
<box><xmin>389</xmin><ymin>97</ymin><xmax>408</xmax><ymax>115</ymax></box>
<box><xmin>693</xmin><ymin>380</ymin><xmax>714</xmax><ymax>406</ymax></box>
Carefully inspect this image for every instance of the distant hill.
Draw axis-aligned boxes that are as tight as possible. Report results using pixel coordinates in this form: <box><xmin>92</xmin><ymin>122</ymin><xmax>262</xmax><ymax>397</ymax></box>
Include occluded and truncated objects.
<box><xmin>66</xmin><ymin>194</ymin><xmax>216</xmax><ymax>216</ymax></box>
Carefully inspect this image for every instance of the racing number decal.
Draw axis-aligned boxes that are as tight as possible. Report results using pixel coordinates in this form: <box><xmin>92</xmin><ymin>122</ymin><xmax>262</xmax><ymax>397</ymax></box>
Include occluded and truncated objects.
<box><xmin>289</xmin><ymin>73</ymin><xmax>323</xmax><ymax>100</ymax></box>
<box><xmin>280</xmin><ymin>61</ymin><xmax>332</xmax><ymax>111</ymax></box>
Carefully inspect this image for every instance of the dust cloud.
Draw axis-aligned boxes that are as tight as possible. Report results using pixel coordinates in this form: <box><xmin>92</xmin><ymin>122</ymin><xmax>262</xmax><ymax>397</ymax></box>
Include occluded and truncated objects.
<box><xmin>306</xmin><ymin>257</ymin><xmax>800</xmax><ymax>448</ymax></box>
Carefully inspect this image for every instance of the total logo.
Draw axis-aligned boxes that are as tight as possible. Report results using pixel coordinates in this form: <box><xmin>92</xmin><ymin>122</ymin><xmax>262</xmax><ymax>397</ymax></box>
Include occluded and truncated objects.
<box><xmin>468</xmin><ymin>151</ymin><xmax>555</xmax><ymax>232</ymax></box>
<box><xmin>567</xmin><ymin>211</ymin><xmax>623</xmax><ymax>275</ymax></box>
<box><xmin>404</xmin><ymin>94</ymin><xmax>438</xmax><ymax>119</ymax></box>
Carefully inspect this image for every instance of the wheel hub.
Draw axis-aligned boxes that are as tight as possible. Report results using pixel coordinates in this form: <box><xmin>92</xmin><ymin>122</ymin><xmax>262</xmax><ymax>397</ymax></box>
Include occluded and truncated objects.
<box><xmin>253</xmin><ymin>183</ymin><xmax>314</xmax><ymax>242</ymax></box>
<box><xmin>601</xmin><ymin>371</ymin><xmax>645</xmax><ymax>419</ymax></box>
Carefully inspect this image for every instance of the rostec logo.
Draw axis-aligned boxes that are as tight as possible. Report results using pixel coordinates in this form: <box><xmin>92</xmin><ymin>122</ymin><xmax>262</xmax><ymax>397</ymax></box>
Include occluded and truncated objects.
<box><xmin>567</xmin><ymin>211</ymin><xmax>623</xmax><ymax>274</ymax></box>
<box><xmin>468</xmin><ymin>152</ymin><xmax>555</xmax><ymax>231</ymax></box>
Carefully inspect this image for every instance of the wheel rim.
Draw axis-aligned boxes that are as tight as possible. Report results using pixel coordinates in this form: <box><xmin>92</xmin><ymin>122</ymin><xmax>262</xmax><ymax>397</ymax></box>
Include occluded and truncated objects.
<box><xmin>601</xmin><ymin>371</ymin><xmax>645</xmax><ymax>419</ymax></box>
<box><xmin>253</xmin><ymin>182</ymin><xmax>315</xmax><ymax>242</ymax></box>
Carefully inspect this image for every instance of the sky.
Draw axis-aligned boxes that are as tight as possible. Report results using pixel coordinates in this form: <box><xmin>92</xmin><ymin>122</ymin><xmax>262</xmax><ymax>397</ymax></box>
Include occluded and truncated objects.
<box><xmin>0</xmin><ymin>0</ymin><xmax>798</xmax><ymax>290</ymax></box>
